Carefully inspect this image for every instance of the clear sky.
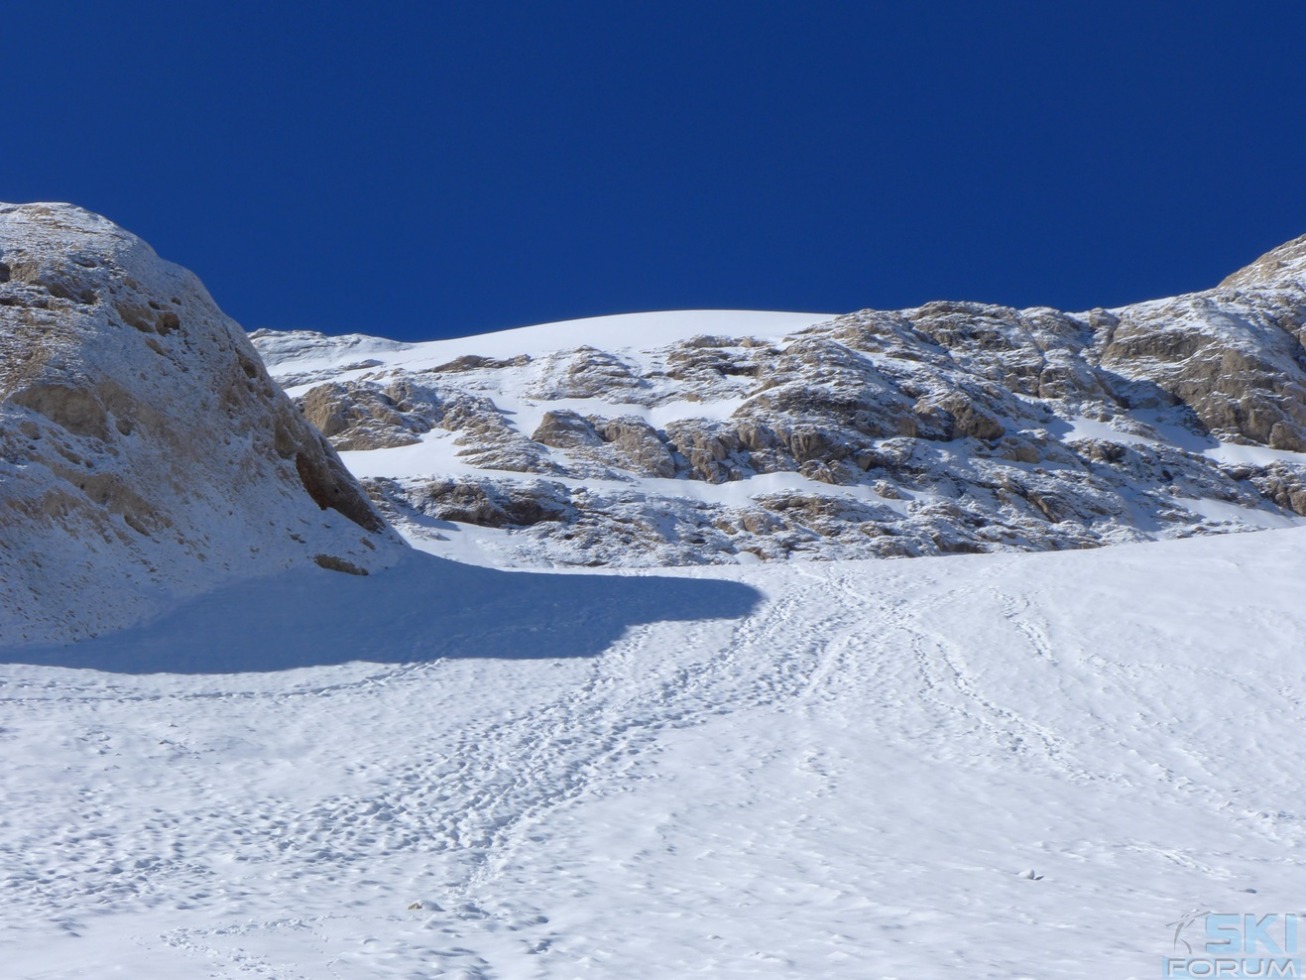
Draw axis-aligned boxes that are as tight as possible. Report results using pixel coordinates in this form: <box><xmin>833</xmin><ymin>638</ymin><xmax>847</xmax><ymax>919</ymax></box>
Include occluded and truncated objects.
<box><xmin>4</xmin><ymin>2</ymin><xmax>1304</xmax><ymax>342</ymax></box>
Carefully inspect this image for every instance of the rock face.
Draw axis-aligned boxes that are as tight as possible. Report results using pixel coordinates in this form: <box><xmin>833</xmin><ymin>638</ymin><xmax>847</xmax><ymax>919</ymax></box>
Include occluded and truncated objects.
<box><xmin>252</xmin><ymin>240</ymin><xmax>1306</xmax><ymax>568</ymax></box>
<box><xmin>0</xmin><ymin>203</ymin><xmax>406</xmax><ymax>645</ymax></box>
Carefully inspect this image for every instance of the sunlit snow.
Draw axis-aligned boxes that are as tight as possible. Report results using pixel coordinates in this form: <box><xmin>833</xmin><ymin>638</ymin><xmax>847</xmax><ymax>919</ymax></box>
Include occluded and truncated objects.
<box><xmin>3</xmin><ymin>528</ymin><xmax>1303</xmax><ymax>977</ymax></box>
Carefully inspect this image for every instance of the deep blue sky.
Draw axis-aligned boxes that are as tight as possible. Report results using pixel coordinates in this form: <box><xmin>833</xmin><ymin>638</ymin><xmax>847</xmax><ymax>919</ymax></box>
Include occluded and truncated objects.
<box><xmin>4</xmin><ymin>3</ymin><xmax>1304</xmax><ymax>341</ymax></box>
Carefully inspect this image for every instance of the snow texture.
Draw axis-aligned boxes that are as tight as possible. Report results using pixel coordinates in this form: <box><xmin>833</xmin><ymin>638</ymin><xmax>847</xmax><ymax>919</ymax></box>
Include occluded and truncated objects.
<box><xmin>1</xmin><ymin>530</ymin><xmax>1303</xmax><ymax>977</ymax></box>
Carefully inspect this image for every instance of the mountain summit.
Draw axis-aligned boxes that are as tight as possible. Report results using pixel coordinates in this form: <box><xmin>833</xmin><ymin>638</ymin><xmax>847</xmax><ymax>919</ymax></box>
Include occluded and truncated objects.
<box><xmin>0</xmin><ymin>203</ymin><xmax>405</xmax><ymax>645</ymax></box>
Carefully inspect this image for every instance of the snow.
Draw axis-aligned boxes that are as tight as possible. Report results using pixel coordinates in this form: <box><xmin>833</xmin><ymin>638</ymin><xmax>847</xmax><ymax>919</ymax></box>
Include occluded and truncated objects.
<box><xmin>1062</xmin><ymin>411</ymin><xmax>1306</xmax><ymax>471</ymax></box>
<box><xmin>258</xmin><ymin>310</ymin><xmax>834</xmax><ymax>382</ymax></box>
<box><xmin>1172</xmin><ymin>494</ymin><xmax>1301</xmax><ymax>529</ymax></box>
<box><xmin>3</xmin><ymin>527</ymin><xmax>1305</xmax><ymax>977</ymax></box>
<box><xmin>8</xmin><ymin>209</ymin><xmax>1306</xmax><ymax>976</ymax></box>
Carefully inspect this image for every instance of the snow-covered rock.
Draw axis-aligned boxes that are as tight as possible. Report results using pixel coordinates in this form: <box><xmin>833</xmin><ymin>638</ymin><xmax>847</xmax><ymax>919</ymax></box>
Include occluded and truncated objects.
<box><xmin>252</xmin><ymin>238</ymin><xmax>1306</xmax><ymax>568</ymax></box>
<box><xmin>0</xmin><ymin>203</ymin><xmax>406</xmax><ymax>645</ymax></box>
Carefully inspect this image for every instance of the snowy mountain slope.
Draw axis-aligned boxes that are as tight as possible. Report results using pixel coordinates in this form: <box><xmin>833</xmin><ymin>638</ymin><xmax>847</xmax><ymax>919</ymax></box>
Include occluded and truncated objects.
<box><xmin>1</xmin><ymin>526</ymin><xmax>1303</xmax><ymax>977</ymax></box>
<box><xmin>251</xmin><ymin>241</ymin><xmax>1306</xmax><ymax>568</ymax></box>
<box><xmin>0</xmin><ymin>204</ymin><xmax>406</xmax><ymax>646</ymax></box>
<box><xmin>4</xmin><ymin>206</ymin><xmax>1305</xmax><ymax>977</ymax></box>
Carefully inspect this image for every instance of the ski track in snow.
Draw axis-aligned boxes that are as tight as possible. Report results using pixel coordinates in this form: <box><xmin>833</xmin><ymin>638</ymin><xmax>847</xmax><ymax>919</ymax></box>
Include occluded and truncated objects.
<box><xmin>3</xmin><ymin>531</ymin><xmax>1306</xmax><ymax>977</ymax></box>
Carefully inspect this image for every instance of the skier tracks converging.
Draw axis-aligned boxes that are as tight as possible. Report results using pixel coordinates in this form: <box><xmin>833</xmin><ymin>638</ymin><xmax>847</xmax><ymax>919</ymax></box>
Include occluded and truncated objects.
<box><xmin>823</xmin><ymin>568</ymin><xmax>1104</xmax><ymax>784</ymax></box>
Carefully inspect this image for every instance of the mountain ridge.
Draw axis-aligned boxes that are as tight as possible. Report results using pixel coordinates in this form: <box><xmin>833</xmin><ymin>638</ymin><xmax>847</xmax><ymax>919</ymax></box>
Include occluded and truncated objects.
<box><xmin>253</xmin><ymin>235</ymin><xmax>1306</xmax><ymax>568</ymax></box>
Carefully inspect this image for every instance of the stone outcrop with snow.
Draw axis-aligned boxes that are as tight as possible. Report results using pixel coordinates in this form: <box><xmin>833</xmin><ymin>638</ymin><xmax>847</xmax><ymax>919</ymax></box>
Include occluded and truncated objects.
<box><xmin>0</xmin><ymin>204</ymin><xmax>406</xmax><ymax>645</ymax></box>
<box><xmin>253</xmin><ymin>238</ymin><xmax>1306</xmax><ymax>568</ymax></box>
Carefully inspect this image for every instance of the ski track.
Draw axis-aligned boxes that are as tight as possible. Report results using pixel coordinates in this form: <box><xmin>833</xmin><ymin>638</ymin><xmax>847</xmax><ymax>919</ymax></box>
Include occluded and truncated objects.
<box><xmin>4</xmin><ymin>531</ymin><xmax>1306</xmax><ymax>977</ymax></box>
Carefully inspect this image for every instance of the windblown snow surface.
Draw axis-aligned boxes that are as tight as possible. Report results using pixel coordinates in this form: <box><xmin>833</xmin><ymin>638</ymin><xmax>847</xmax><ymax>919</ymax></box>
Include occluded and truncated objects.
<box><xmin>4</xmin><ymin>313</ymin><xmax>1306</xmax><ymax>979</ymax></box>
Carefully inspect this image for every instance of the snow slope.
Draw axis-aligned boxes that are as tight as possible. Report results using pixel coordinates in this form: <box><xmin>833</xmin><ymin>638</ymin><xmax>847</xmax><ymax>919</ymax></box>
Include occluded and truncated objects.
<box><xmin>6</xmin><ymin>213</ymin><xmax>1306</xmax><ymax>978</ymax></box>
<box><xmin>3</xmin><ymin>526</ymin><xmax>1304</xmax><ymax>978</ymax></box>
<box><xmin>252</xmin><ymin>310</ymin><xmax>835</xmax><ymax>376</ymax></box>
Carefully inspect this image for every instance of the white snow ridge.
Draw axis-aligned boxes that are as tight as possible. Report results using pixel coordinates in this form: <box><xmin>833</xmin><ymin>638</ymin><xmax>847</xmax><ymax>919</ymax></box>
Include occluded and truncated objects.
<box><xmin>3</xmin><ymin>206</ymin><xmax>1306</xmax><ymax>979</ymax></box>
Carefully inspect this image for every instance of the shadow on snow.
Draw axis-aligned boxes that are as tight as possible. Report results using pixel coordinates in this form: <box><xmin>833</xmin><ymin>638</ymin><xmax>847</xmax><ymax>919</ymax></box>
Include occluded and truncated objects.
<box><xmin>3</xmin><ymin>551</ymin><xmax>762</xmax><ymax>674</ymax></box>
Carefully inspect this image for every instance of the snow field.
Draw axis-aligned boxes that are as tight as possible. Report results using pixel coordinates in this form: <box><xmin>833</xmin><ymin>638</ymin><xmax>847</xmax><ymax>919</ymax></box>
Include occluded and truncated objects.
<box><xmin>3</xmin><ymin>528</ymin><xmax>1305</xmax><ymax>977</ymax></box>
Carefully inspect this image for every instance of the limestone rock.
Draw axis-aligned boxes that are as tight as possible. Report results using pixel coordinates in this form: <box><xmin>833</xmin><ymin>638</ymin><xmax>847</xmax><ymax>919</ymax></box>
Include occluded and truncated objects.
<box><xmin>0</xmin><ymin>203</ymin><xmax>405</xmax><ymax>645</ymax></box>
<box><xmin>531</xmin><ymin>410</ymin><xmax>604</xmax><ymax>450</ymax></box>
<box><xmin>595</xmin><ymin>416</ymin><xmax>677</xmax><ymax>479</ymax></box>
<box><xmin>253</xmin><ymin>233</ymin><xmax>1306</xmax><ymax>569</ymax></box>
<box><xmin>1219</xmin><ymin>234</ymin><xmax>1306</xmax><ymax>292</ymax></box>
<box><xmin>406</xmin><ymin>478</ymin><xmax>571</xmax><ymax>529</ymax></box>
<box><xmin>298</xmin><ymin>380</ymin><xmax>433</xmax><ymax>451</ymax></box>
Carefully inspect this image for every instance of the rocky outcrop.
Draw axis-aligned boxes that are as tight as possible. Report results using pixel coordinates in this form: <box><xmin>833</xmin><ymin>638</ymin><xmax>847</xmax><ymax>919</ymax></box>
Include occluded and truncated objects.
<box><xmin>1219</xmin><ymin>233</ymin><xmax>1306</xmax><ymax>291</ymax></box>
<box><xmin>0</xmin><ymin>203</ymin><xmax>405</xmax><ymax>645</ymax></box>
<box><xmin>1096</xmin><ymin>295</ymin><xmax>1306</xmax><ymax>451</ymax></box>
<box><xmin>297</xmin><ymin>379</ymin><xmax>434</xmax><ymax>451</ymax></box>
<box><xmin>254</xmin><ymin>236</ymin><xmax>1306</xmax><ymax>568</ymax></box>
<box><xmin>370</xmin><ymin>476</ymin><xmax>573</xmax><ymax>530</ymax></box>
